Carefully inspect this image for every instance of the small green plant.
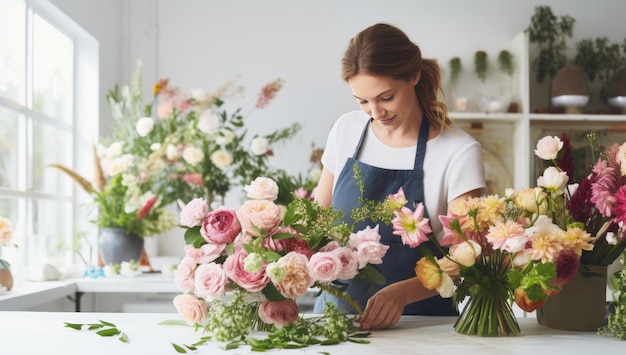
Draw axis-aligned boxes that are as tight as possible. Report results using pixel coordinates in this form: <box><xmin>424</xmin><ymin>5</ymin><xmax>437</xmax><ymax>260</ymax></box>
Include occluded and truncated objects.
<box><xmin>497</xmin><ymin>50</ymin><xmax>515</xmax><ymax>77</ymax></box>
<box><xmin>473</xmin><ymin>51</ymin><xmax>488</xmax><ymax>83</ymax></box>
<box><xmin>448</xmin><ymin>57</ymin><xmax>463</xmax><ymax>85</ymax></box>
<box><xmin>527</xmin><ymin>5</ymin><xmax>576</xmax><ymax>84</ymax></box>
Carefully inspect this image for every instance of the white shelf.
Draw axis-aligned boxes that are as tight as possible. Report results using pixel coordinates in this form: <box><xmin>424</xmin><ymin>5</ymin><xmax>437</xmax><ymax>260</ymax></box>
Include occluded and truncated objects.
<box><xmin>452</xmin><ymin>31</ymin><xmax>626</xmax><ymax>194</ymax></box>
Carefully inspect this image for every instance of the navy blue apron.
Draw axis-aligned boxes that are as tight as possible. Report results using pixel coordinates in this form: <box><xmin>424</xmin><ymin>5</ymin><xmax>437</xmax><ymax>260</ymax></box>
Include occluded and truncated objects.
<box><xmin>313</xmin><ymin>116</ymin><xmax>456</xmax><ymax>316</ymax></box>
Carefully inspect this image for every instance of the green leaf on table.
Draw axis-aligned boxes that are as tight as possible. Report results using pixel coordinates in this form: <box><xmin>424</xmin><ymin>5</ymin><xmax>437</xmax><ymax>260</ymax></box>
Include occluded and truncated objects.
<box><xmin>63</xmin><ymin>322</ymin><xmax>83</xmax><ymax>330</ymax></box>
<box><xmin>97</xmin><ymin>328</ymin><xmax>121</xmax><ymax>337</ymax></box>
<box><xmin>171</xmin><ymin>343</ymin><xmax>188</xmax><ymax>353</ymax></box>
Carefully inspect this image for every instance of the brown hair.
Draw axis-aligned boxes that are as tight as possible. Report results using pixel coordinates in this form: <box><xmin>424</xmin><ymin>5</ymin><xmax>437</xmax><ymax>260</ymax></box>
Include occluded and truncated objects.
<box><xmin>341</xmin><ymin>23</ymin><xmax>449</xmax><ymax>130</ymax></box>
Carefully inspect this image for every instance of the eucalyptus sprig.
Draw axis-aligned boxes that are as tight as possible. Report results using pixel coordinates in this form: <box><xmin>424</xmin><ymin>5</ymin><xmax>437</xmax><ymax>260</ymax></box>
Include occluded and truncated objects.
<box><xmin>63</xmin><ymin>320</ymin><xmax>129</xmax><ymax>343</ymax></box>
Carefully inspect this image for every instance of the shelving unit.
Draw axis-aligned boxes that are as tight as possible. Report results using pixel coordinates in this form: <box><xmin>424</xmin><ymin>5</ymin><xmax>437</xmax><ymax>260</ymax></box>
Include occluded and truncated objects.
<box><xmin>449</xmin><ymin>31</ymin><xmax>626</xmax><ymax>194</ymax></box>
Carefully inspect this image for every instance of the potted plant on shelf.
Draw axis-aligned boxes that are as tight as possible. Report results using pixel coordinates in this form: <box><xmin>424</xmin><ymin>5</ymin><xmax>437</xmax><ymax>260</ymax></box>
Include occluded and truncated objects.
<box><xmin>574</xmin><ymin>37</ymin><xmax>626</xmax><ymax>112</ymax></box>
<box><xmin>527</xmin><ymin>5</ymin><xmax>576</xmax><ymax>109</ymax></box>
<box><xmin>497</xmin><ymin>50</ymin><xmax>518</xmax><ymax>112</ymax></box>
<box><xmin>473</xmin><ymin>50</ymin><xmax>488</xmax><ymax>83</ymax></box>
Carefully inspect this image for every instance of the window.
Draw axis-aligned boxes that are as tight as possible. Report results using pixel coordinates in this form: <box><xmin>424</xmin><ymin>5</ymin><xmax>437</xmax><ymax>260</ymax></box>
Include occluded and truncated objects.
<box><xmin>0</xmin><ymin>0</ymin><xmax>98</xmax><ymax>281</ymax></box>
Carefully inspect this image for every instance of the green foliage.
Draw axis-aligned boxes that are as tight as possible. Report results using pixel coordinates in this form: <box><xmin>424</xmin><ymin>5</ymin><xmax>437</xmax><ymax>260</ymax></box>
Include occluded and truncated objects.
<box><xmin>448</xmin><ymin>57</ymin><xmax>463</xmax><ymax>85</ymax></box>
<box><xmin>527</xmin><ymin>5</ymin><xmax>576</xmax><ymax>83</ymax></box>
<box><xmin>497</xmin><ymin>50</ymin><xmax>515</xmax><ymax>76</ymax></box>
<box><xmin>599</xmin><ymin>252</ymin><xmax>626</xmax><ymax>340</ymax></box>
<box><xmin>473</xmin><ymin>51</ymin><xmax>488</xmax><ymax>83</ymax></box>
<box><xmin>64</xmin><ymin>320</ymin><xmax>128</xmax><ymax>343</ymax></box>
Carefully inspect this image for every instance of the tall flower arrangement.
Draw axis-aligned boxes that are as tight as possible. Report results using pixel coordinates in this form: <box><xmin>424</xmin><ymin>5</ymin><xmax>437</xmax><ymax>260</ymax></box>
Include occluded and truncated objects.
<box><xmin>170</xmin><ymin>170</ymin><xmax>397</xmax><ymax>350</ymax></box>
<box><xmin>400</xmin><ymin>136</ymin><xmax>596</xmax><ymax>336</ymax></box>
<box><xmin>552</xmin><ymin>133</ymin><xmax>626</xmax><ymax>266</ymax></box>
<box><xmin>107</xmin><ymin>61</ymin><xmax>301</xmax><ymax>208</ymax></box>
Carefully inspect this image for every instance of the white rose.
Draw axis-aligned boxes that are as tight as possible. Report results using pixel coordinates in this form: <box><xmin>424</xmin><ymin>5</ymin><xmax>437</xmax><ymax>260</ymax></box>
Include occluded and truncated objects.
<box><xmin>190</xmin><ymin>88</ymin><xmax>210</xmax><ymax>102</ymax></box>
<box><xmin>136</xmin><ymin>116</ymin><xmax>154</xmax><ymax>137</ymax></box>
<box><xmin>105</xmin><ymin>141</ymin><xmax>124</xmax><ymax>158</ymax></box>
<box><xmin>534</xmin><ymin>136</ymin><xmax>563</xmax><ymax>160</ymax></box>
<box><xmin>166</xmin><ymin>144</ymin><xmax>179</xmax><ymax>160</ymax></box>
<box><xmin>250</xmin><ymin>137</ymin><xmax>269</xmax><ymax>156</ymax></box>
<box><xmin>150</xmin><ymin>143</ymin><xmax>161</xmax><ymax>151</ymax></box>
<box><xmin>210</xmin><ymin>150</ymin><xmax>233</xmax><ymax>169</ymax></box>
<box><xmin>215</xmin><ymin>129</ymin><xmax>235</xmax><ymax>145</ymax></box>
<box><xmin>537</xmin><ymin>166</ymin><xmax>569</xmax><ymax>193</ymax></box>
<box><xmin>182</xmin><ymin>146</ymin><xmax>204</xmax><ymax>166</ymax></box>
<box><xmin>105</xmin><ymin>154</ymin><xmax>134</xmax><ymax>176</ymax></box>
<box><xmin>197</xmin><ymin>110</ymin><xmax>221</xmax><ymax>134</ymax></box>
<box><xmin>244</xmin><ymin>177</ymin><xmax>279</xmax><ymax>201</ymax></box>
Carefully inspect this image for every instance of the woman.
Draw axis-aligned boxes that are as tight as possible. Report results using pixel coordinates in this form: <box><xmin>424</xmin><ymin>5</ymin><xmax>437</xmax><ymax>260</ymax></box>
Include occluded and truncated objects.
<box><xmin>312</xmin><ymin>23</ymin><xmax>486</xmax><ymax>330</ymax></box>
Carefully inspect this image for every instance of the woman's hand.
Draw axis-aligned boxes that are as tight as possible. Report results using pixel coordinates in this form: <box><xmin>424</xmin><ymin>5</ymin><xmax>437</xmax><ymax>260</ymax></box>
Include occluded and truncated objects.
<box><xmin>357</xmin><ymin>284</ymin><xmax>407</xmax><ymax>330</ymax></box>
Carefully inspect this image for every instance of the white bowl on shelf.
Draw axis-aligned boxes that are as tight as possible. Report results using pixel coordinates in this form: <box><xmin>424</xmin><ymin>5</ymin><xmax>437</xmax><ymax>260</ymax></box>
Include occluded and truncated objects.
<box><xmin>607</xmin><ymin>96</ymin><xmax>626</xmax><ymax>109</ymax></box>
<box><xmin>551</xmin><ymin>95</ymin><xmax>589</xmax><ymax>107</ymax></box>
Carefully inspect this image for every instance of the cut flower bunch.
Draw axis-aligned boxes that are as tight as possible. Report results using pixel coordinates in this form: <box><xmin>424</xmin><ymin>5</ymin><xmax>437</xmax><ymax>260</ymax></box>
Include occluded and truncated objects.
<box><xmin>171</xmin><ymin>171</ymin><xmax>398</xmax><ymax>351</ymax></box>
<box><xmin>411</xmin><ymin>135</ymin><xmax>599</xmax><ymax>336</ymax></box>
<box><xmin>108</xmin><ymin>61</ymin><xmax>301</xmax><ymax>208</ymax></box>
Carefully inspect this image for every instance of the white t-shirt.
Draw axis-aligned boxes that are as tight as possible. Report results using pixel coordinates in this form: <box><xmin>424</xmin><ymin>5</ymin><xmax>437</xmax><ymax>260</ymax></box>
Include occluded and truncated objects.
<box><xmin>321</xmin><ymin>110</ymin><xmax>486</xmax><ymax>238</ymax></box>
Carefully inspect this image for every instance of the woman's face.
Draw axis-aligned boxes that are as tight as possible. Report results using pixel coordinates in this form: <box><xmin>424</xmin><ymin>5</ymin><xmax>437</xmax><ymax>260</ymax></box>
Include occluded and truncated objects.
<box><xmin>348</xmin><ymin>73</ymin><xmax>420</xmax><ymax>129</ymax></box>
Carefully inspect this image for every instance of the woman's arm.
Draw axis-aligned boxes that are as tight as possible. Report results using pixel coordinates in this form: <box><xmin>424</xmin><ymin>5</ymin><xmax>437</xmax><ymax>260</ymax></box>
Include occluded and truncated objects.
<box><xmin>313</xmin><ymin>167</ymin><xmax>334</xmax><ymax>208</ymax></box>
<box><xmin>358</xmin><ymin>187</ymin><xmax>483</xmax><ymax>330</ymax></box>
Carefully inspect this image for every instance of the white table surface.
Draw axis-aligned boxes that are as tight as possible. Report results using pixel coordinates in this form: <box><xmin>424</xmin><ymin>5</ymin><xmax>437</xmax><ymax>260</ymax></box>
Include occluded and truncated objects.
<box><xmin>0</xmin><ymin>311</ymin><xmax>622</xmax><ymax>355</ymax></box>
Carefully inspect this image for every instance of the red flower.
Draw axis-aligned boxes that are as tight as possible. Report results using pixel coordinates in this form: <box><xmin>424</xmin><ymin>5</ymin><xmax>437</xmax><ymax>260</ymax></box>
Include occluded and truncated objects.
<box><xmin>137</xmin><ymin>196</ymin><xmax>158</xmax><ymax>220</ymax></box>
<box><xmin>553</xmin><ymin>248</ymin><xmax>580</xmax><ymax>286</ymax></box>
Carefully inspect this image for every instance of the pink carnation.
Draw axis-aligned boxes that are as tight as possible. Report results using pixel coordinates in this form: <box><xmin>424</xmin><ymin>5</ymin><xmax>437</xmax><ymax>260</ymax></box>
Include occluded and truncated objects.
<box><xmin>179</xmin><ymin>198</ymin><xmax>209</xmax><ymax>227</ymax></box>
<box><xmin>223</xmin><ymin>250</ymin><xmax>269</xmax><ymax>292</ymax></box>
<box><xmin>200</xmin><ymin>206</ymin><xmax>241</xmax><ymax>244</ymax></box>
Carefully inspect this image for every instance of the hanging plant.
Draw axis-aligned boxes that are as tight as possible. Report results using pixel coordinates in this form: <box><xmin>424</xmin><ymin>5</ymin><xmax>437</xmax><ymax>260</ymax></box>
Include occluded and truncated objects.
<box><xmin>448</xmin><ymin>57</ymin><xmax>463</xmax><ymax>85</ymax></box>
<box><xmin>497</xmin><ymin>50</ymin><xmax>515</xmax><ymax>77</ymax></box>
<box><xmin>473</xmin><ymin>51</ymin><xmax>488</xmax><ymax>83</ymax></box>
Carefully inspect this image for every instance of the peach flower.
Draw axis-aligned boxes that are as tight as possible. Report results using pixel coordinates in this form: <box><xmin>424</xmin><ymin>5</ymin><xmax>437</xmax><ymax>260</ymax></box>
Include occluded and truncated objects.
<box><xmin>274</xmin><ymin>252</ymin><xmax>314</xmax><ymax>298</ymax></box>
<box><xmin>173</xmin><ymin>294</ymin><xmax>208</xmax><ymax>326</ymax></box>
<box><xmin>236</xmin><ymin>199</ymin><xmax>283</xmax><ymax>237</ymax></box>
<box><xmin>244</xmin><ymin>177</ymin><xmax>279</xmax><ymax>201</ymax></box>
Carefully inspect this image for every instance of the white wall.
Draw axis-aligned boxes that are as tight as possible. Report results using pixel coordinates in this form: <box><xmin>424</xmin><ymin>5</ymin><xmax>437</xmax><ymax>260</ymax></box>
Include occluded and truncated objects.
<box><xmin>50</xmin><ymin>0</ymin><xmax>626</xmax><ymax>179</ymax></box>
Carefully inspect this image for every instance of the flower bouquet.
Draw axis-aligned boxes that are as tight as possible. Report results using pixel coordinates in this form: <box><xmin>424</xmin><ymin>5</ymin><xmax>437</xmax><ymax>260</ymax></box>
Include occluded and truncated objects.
<box><xmin>108</xmin><ymin>61</ymin><xmax>301</xmax><ymax>208</ymax></box>
<box><xmin>542</xmin><ymin>132</ymin><xmax>626</xmax><ymax>333</ymax></box>
<box><xmin>170</xmin><ymin>172</ymin><xmax>397</xmax><ymax>351</ymax></box>
<box><xmin>408</xmin><ymin>136</ymin><xmax>598</xmax><ymax>336</ymax></box>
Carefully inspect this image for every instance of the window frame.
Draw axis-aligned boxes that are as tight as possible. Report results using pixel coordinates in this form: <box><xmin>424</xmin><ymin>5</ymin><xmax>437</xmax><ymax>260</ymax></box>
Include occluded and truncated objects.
<box><xmin>0</xmin><ymin>0</ymin><xmax>98</xmax><ymax>280</ymax></box>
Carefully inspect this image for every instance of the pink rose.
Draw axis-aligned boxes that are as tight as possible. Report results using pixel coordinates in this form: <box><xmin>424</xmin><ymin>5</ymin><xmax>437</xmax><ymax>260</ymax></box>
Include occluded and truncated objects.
<box><xmin>174</xmin><ymin>257</ymin><xmax>197</xmax><ymax>293</ymax></box>
<box><xmin>244</xmin><ymin>177</ymin><xmax>279</xmax><ymax>201</ymax></box>
<box><xmin>236</xmin><ymin>199</ymin><xmax>282</xmax><ymax>237</ymax></box>
<box><xmin>173</xmin><ymin>294</ymin><xmax>208</xmax><ymax>326</ymax></box>
<box><xmin>223</xmin><ymin>250</ymin><xmax>269</xmax><ymax>292</ymax></box>
<box><xmin>354</xmin><ymin>240</ymin><xmax>389</xmax><ymax>269</ymax></box>
<box><xmin>182</xmin><ymin>173</ymin><xmax>204</xmax><ymax>187</ymax></box>
<box><xmin>157</xmin><ymin>100</ymin><xmax>174</xmax><ymax>120</ymax></box>
<box><xmin>179</xmin><ymin>198</ymin><xmax>209</xmax><ymax>227</ymax></box>
<box><xmin>307</xmin><ymin>251</ymin><xmax>342</xmax><ymax>283</ymax></box>
<box><xmin>274</xmin><ymin>252</ymin><xmax>314</xmax><ymax>298</ymax></box>
<box><xmin>319</xmin><ymin>241</ymin><xmax>340</xmax><ymax>252</ymax></box>
<box><xmin>184</xmin><ymin>244</ymin><xmax>226</xmax><ymax>264</ymax></box>
<box><xmin>331</xmin><ymin>246</ymin><xmax>359</xmax><ymax>280</ymax></box>
<box><xmin>200</xmin><ymin>206</ymin><xmax>241</xmax><ymax>244</ymax></box>
<box><xmin>258</xmin><ymin>299</ymin><xmax>300</xmax><ymax>327</ymax></box>
<box><xmin>194</xmin><ymin>262</ymin><xmax>228</xmax><ymax>300</ymax></box>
